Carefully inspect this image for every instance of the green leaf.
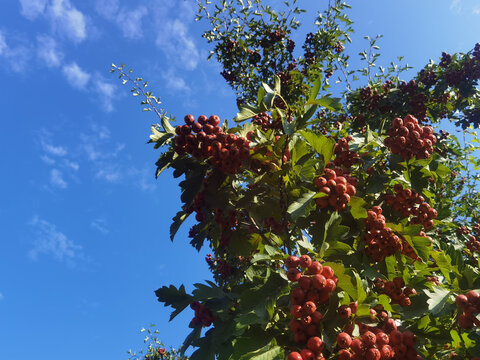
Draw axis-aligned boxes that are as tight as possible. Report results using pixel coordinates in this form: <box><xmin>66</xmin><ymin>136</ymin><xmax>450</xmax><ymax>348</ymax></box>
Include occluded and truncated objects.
<box><xmin>161</xmin><ymin>115</ymin><xmax>176</xmax><ymax>134</ymax></box>
<box><xmin>287</xmin><ymin>190</ymin><xmax>316</xmax><ymax>220</ymax></box>
<box><xmin>154</xmin><ymin>284</ymin><xmax>193</xmax><ymax>321</ymax></box>
<box><xmin>192</xmin><ymin>281</ymin><xmax>226</xmax><ymax>300</ymax></box>
<box><xmin>308</xmin><ymin>76</ymin><xmax>322</xmax><ymax>103</ymax></box>
<box><xmin>349</xmin><ymin>196</ymin><xmax>368</xmax><ymax>219</ymax></box>
<box><xmin>170</xmin><ymin>211</ymin><xmax>189</xmax><ymax>241</ymax></box>
<box><xmin>239</xmin><ymin>341</ymin><xmax>283</xmax><ymax>360</ymax></box>
<box><xmin>300</xmin><ymin>130</ymin><xmax>336</xmax><ymax>165</ymax></box>
<box><xmin>274</xmin><ymin>75</ymin><xmax>281</xmax><ymax>94</ymax></box>
<box><xmin>235</xmin><ymin>104</ymin><xmax>260</xmax><ymax>122</ymax></box>
<box><xmin>424</xmin><ymin>287</ymin><xmax>450</xmax><ymax>314</ymax></box>
<box><xmin>406</xmin><ymin>235</ymin><xmax>431</xmax><ymax>262</ymax></box>
<box><xmin>310</xmin><ymin>96</ymin><xmax>342</xmax><ymax>111</ymax></box>
<box><xmin>354</xmin><ymin>272</ymin><xmax>367</xmax><ymax>303</ymax></box>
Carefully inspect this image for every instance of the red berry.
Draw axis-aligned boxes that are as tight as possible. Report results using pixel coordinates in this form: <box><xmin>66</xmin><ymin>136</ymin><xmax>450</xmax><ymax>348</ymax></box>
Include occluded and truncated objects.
<box><xmin>288</xmin><ymin>352</ymin><xmax>303</xmax><ymax>360</ymax></box>
<box><xmin>336</xmin><ymin>332</ymin><xmax>352</xmax><ymax>348</ymax></box>
<box><xmin>466</xmin><ymin>290</ymin><xmax>480</xmax><ymax>305</ymax></box>
<box><xmin>380</xmin><ymin>345</ymin><xmax>394</xmax><ymax>359</ymax></box>
<box><xmin>303</xmin><ymin>301</ymin><xmax>317</xmax><ymax>315</ymax></box>
<box><xmin>321</xmin><ymin>266</ymin><xmax>334</xmax><ymax>278</ymax></box>
<box><xmin>300</xmin><ymin>349</ymin><xmax>315</xmax><ymax>360</ymax></box>
<box><xmin>389</xmin><ymin>330</ymin><xmax>403</xmax><ymax>345</ymax></box>
<box><xmin>300</xmin><ymin>255</ymin><xmax>313</xmax><ymax>269</ymax></box>
<box><xmin>287</xmin><ymin>268</ymin><xmax>302</xmax><ymax>282</ymax></box>
<box><xmin>365</xmin><ymin>348</ymin><xmax>381</xmax><ymax>360</ymax></box>
<box><xmin>291</xmin><ymin>288</ymin><xmax>306</xmax><ymax>304</ymax></box>
<box><xmin>362</xmin><ymin>331</ymin><xmax>377</xmax><ymax>347</ymax></box>
<box><xmin>286</xmin><ymin>255</ymin><xmax>301</xmax><ymax>269</ymax></box>
<box><xmin>338</xmin><ymin>305</ymin><xmax>352</xmax><ymax>319</ymax></box>
<box><xmin>307</xmin><ymin>336</ymin><xmax>324</xmax><ymax>353</ymax></box>
<box><xmin>294</xmin><ymin>331</ymin><xmax>307</xmax><ymax>344</ymax></box>
<box><xmin>338</xmin><ymin>350</ymin><xmax>353</xmax><ymax>360</ymax></box>
<box><xmin>458</xmin><ymin>313</ymin><xmax>474</xmax><ymax>329</ymax></box>
<box><xmin>299</xmin><ymin>276</ymin><xmax>313</xmax><ymax>291</ymax></box>
<box><xmin>312</xmin><ymin>274</ymin><xmax>327</xmax><ymax>289</ymax></box>
<box><xmin>311</xmin><ymin>311</ymin><xmax>323</xmax><ymax>324</ymax></box>
<box><xmin>308</xmin><ymin>261</ymin><xmax>323</xmax><ymax>275</ymax></box>
<box><xmin>290</xmin><ymin>305</ymin><xmax>303</xmax><ymax>318</ymax></box>
<box><xmin>376</xmin><ymin>332</ymin><xmax>389</xmax><ymax>346</ymax></box>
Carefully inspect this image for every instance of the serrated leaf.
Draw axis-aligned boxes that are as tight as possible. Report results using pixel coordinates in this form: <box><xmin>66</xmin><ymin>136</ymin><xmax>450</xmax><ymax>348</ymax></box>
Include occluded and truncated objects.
<box><xmin>300</xmin><ymin>130</ymin><xmax>336</xmax><ymax>166</ymax></box>
<box><xmin>424</xmin><ymin>287</ymin><xmax>450</xmax><ymax>314</ymax></box>
<box><xmin>308</xmin><ymin>76</ymin><xmax>322</xmax><ymax>103</ymax></box>
<box><xmin>170</xmin><ymin>211</ymin><xmax>189</xmax><ymax>241</ymax></box>
<box><xmin>310</xmin><ymin>96</ymin><xmax>342</xmax><ymax>111</ymax></box>
<box><xmin>349</xmin><ymin>196</ymin><xmax>367</xmax><ymax>219</ymax></box>
<box><xmin>154</xmin><ymin>284</ymin><xmax>193</xmax><ymax>321</ymax></box>
<box><xmin>235</xmin><ymin>104</ymin><xmax>260</xmax><ymax>122</ymax></box>
<box><xmin>287</xmin><ymin>190</ymin><xmax>316</xmax><ymax>220</ymax></box>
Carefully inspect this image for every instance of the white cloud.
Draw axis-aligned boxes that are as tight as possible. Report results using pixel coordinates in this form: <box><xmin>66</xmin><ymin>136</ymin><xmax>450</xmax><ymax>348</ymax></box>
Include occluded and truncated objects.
<box><xmin>91</xmin><ymin>219</ymin><xmax>109</xmax><ymax>234</ymax></box>
<box><xmin>64</xmin><ymin>160</ymin><xmax>79</xmax><ymax>171</ymax></box>
<box><xmin>19</xmin><ymin>0</ymin><xmax>48</xmax><ymax>20</ymax></box>
<box><xmin>37</xmin><ymin>34</ymin><xmax>63</xmax><ymax>67</ymax></box>
<box><xmin>0</xmin><ymin>292</ymin><xmax>3</xmax><ymax>301</ymax></box>
<box><xmin>96</xmin><ymin>166</ymin><xmax>122</xmax><ymax>183</ymax></box>
<box><xmin>93</xmin><ymin>76</ymin><xmax>116</xmax><ymax>112</ymax></box>
<box><xmin>0</xmin><ymin>32</ymin><xmax>31</xmax><ymax>73</ymax></box>
<box><xmin>20</xmin><ymin>0</ymin><xmax>88</xmax><ymax>43</ymax></box>
<box><xmin>48</xmin><ymin>0</ymin><xmax>87</xmax><ymax>43</ymax></box>
<box><xmin>474</xmin><ymin>5</ymin><xmax>480</xmax><ymax>14</ymax></box>
<box><xmin>41</xmin><ymin>139</ymin><xmax>67</xmax><ymax>156</ymax></box>
<box><xmin>50</xmin><ymin>168</ymin><xmax>67</xmax><ymax>188</ymax></box>
<box><xmin>94</xmin><ymin>0</ymin><xmax>119</xmax><ymax>20</ymax></box>
<box><xmin>28</xmin><ymin>216</ymin><xmax>82</xmax><ymax>263</ymax></box>
<box><xmin>0</xmin><ymin>31</ymin><xmax>7</xmax><ymax>55</ymax></box>
<box><xmin>41</xmin><ymin>155</ymin><xmax>55</xmax><ymax>165</ymax></box>
<box><xmin>156</xmin><ymin>19</ymin><xmax>199</xmax><ymax>71</ymax></box>
<box><xmin>116</xmin><ymin>6</ymin><xmax>148</xmax><ymax>39</ymax></box>
<box><xmin>450</xmin><ymin>0</ymin><xmax>461</xmax><ymax>11</ymax></box>
<box><xmin>62</xmin><ymin>62</ymin><xmax>90</xmax><ymax>89</ymax></box>
<box><xmin>162</xmin><ymin>67</ymin><xmax>188</xmax><ymax>92</ymax></box>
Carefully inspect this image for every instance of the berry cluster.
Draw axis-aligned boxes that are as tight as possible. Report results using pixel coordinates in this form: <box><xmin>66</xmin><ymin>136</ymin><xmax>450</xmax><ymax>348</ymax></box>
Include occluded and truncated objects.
<box><xmin>214</xmin><ymin>208</ymin><xmax>239</xmax><ymax>246</ymax></box>
<box><xmin>286</xmin><ymin>255</ymin><xmax>338</xmax><ymax>360</ymax></box>
<box><xmin>314</xmin><ymin>167</ymin><xmax>357</xmax><ymax>212</ymax></box>
<box><xmin>189</xmin><ymin>301</ymin><xmax>215</xmax><ymax>327</ymax></box>
<box><xmin>456</xmin><ymin>291</ymin><xmax>480</xmax><ymax>329</ymax></box>
<box><xmin>174</xmin><ymin>114</ymin><xmax>250</xmax><ymax>173</ymax></box>
<box><xmin>374</xmin><ymin>277</ymin><xmax>417</xmax><ymax>307</ymax></box>
<box><xmin>398</xmin><ymin>80</ymin><xmax>428</xmax><ymax>120</ymax></box>
<box><xmin>385</xmin><ymin>184</ymin><xmax>438</xmax><ymax>229</ymax></box>
<box><xmin>364</xmin><ymin>206</ymin><xmax>403</xmax><ymax>262</ymax></box>
<box><xmin>333</xmin><ymin>137</ymin><xmax>360</xmax><ymax>169</ymax></box>
<box><xmin>384</xmin><ymin>115</ymin><xmax>436</xmax><ymax>160</ymax></box>
<box><xmin>336</xmin><ymin>326</ymin><xmax>420</xmax><ymax>360</ymax></box>
<box><xmin>251</xmin><ymin>112</ymin><xmax>283</xmax><ymax>132</ymax></box>
<box><xmin>205</xmin><ymin>254</ymin><xmax>233</xmax><ymax>279</ymax></box>
<box><xmin>466</xmin><ymin>235</ymin><xmax>480</xmax><ymax>254</ymax></box>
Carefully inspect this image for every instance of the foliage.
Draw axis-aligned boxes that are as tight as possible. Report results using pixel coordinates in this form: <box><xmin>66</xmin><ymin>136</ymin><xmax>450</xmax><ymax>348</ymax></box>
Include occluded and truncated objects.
<box><xmin>117</xmin><ymin>1</ymin><xmax>480</xmax><ymax>359</ymax></box>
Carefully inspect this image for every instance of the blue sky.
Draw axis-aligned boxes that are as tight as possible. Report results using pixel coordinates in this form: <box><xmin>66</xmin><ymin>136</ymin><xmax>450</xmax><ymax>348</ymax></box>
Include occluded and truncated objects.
<box><xmin>0</xmin><ymin>1</ymin><xmax>479</xmax><ymax>359</ymax></box>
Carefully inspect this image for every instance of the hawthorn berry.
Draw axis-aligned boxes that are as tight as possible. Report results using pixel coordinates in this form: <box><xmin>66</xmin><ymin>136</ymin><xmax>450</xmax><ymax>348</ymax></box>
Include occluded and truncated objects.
<box><xmin>337</xmin><ymin>332</ymin><xmax>352</xmax><ymax>348</ymax></box>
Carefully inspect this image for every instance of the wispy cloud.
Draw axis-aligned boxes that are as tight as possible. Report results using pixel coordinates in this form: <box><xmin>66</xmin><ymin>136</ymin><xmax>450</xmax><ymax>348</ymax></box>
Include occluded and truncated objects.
<box><xmin>473</xmin><ymin>5</ymin><xmax>480</xmax><ymax>14</ymax></box>
<box><xmin>50</xmin><ymin>168</ymin><xmax>67</xmax><ymax>188</ymax></box>
<box><xmin>37</xmin><ymin>34</ymin><xmax>63</xmax><ymax>67</ymax></box>
<box><xmin>93</xmin><ymin>76</ymin><xmax>116</xmax><ymax>112</ymax></box>
<box><xmin>95</xmin><ymin>0</ymin><xmax>148</xmax><ymax>39</ymax></box>
<box><xmin>20</xmin><ymin>0</ymin><xmax>88</xmax><ymax>43</ymax></box>
<box><xmin>19</xmin><ymin>0</ymin><xmax>48</xmax><ymax>20</ymax></box>
<box><xmin>91</xmin><ymin>218</ymin><xmax>109</xmax><ymax>234</ymax></box>
<box><xmin>62</xmin><ymin>62</ymin><xmax>90</xmax><ymax>89</ymax></box>
<box><xmin>161</xmin><ymin>67</ymin><xmax>189</xmax><ymax>92</ymax></box>
<box><xmin>49</xmin><ymin>0</ymin><xmax>88</xmax><ymax>43</ymax></box>
<box><xmin>116</xmin><ymin>6</ymin><xmax>148</xmax><ymax>39</ymax></box>
<box><xmin>28</xmin><ymin>216</ymin><xmax>82</xmax><ymax>264</ymax></box>
<box><xmin>0</xmin><ymin>30</ymin><xmax>32</xmax><ymax>73</ymax></box>
<box><xmin>0</xmin><ymin>31</ymin><xmax>7</xmax><ymax>55</ymax></box>
<box><xmin>0</xmin><ymin>292</ymin><xmax>3</xmax><ymax>301</ymax></box>
<box><xmin>450</xmin><ymin>0</ymin><xmax>462</xmax><ymax>11</ymax></box>
<box><xmin>41</xmin><ymin>137</ymin><xmax>67</xmax><ymax>157</ymax></box>
<box><xmin>156</xmin><ymin>19</ymin><xmax>199</xmax><ymax>71</ymax></box>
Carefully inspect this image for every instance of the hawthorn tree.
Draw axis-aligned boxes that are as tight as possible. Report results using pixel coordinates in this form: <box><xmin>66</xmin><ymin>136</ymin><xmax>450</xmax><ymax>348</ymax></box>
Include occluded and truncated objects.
<box><xmin>118</xmin><ymin>1</ymin><xmax>480</xmax><ymax>359</ymax></box>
